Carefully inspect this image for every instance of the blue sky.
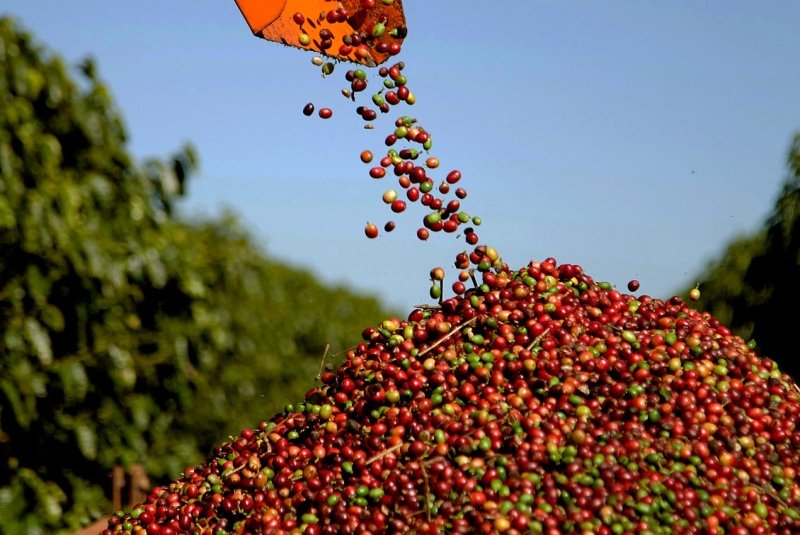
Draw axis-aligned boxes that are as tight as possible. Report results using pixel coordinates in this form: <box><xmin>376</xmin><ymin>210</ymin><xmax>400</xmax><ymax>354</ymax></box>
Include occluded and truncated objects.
<box><xmin>5</xmin><ymin>1</ymin><xmax>800</xmax><ymax>312</ymax></box>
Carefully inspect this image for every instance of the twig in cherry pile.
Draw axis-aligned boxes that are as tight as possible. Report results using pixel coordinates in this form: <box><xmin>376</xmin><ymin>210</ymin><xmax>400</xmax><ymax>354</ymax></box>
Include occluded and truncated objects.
<box><xmin>420</xmin><ymin>461</ymin><xmax>432</xmax><ymax>522</ymax></box>
<box><xmin>316</xmin><ymin>343</ymin><xmax>330</xmax><ymax>380</ymax></box>
<box><xmin>418</xmin><ymin>316</ymin><xmax>478</xmax><ymax>357</ymax></box>
<box><xmin>526</xmin><ymin>327</ymin><xmax>550</xmax><ymax>352</ymax></box>
<box><xmin>366</xmin><ymin>442</ymin><xmax>404</xmax><ymax>465</ymax></box>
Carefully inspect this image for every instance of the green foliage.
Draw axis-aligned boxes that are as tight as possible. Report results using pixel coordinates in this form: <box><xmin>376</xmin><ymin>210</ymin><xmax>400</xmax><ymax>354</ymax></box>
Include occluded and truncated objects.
<box><xmin>683</xmin><ymin>233</ymin><xmax>766</xmax><ymax>334</ymax></box>
<box><xmin>0</xmin><ymin>16</ymin><xmax>390</xmax><ymax>533</ymax></box>
<box><xmin>686</xmin><ymin>132</ymin><xmax>800</xmax><ymax>380</ymax></box>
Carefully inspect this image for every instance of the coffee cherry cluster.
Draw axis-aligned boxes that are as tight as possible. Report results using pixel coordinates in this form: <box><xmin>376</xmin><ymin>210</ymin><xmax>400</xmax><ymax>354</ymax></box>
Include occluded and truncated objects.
<box><xmin>290</xmin><ymin>0</ymin><xmax>406</xmax><ymax>66</ymax></box>
<box><xmin>303</xmin><ymin>53</ymin><xmax>481</xmax><ymax>244</ymax></box>
<box><xmin>104</xmin><ymin>247</ymin><xmax>800</xmax><ymax>534</ymax></box>
<box><xmin>358</xmin><ymin>90</ymin><xmax>481</xmax><ymax>243</ymax></box>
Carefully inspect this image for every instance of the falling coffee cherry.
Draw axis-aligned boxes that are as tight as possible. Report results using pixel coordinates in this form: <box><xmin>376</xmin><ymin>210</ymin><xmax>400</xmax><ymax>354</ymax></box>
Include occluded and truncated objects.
<box><xmin>364</xmin><ymin>222</ymin><xmax>379</xmax><ymax>239</ymax></box>
<box><xmin>302</xmin><ymin>102</ymin><xmax>315</xmax><ymax>116</ymax></box>
<box><xmin>627</xmin><ymin>279</ymin><xmax>640</xmax><ymax>292</ymax></box>
<box><xmin>382</xmin><ymin>189</ymin><xmax>398</xmax><ymax>203</ymax></box>
<box><xmin>429</xmin><ymin>281</ymin><xmax>442</xmax><ymax>299</ymax></box>
<box><xmin>321</xmin><ymin>62</ymin><xmax>335</xmax><ymax>77</ymax></box>
<box><xmin>318</xmin><ymin>108</ymin><xmax>333</xmax><ymax>119</ymax></box>
<box><xmin>425</xmin><ymin>157</ymin><xmax>440</xmax><ymax>169</ymax></box>
<box><xmin>383</xmin><ymin>221</ymin><xmax>396</xmax><ymax>232</ymax></box>
<box><xmin>689</xmin><ymin>286</ymin><xmax>701</xmax><ymax>301</ymax></box>
<box><xmin>446</xmin><ymin>170</ymin><xmax>462</xmax><ymax>184</ymax></box>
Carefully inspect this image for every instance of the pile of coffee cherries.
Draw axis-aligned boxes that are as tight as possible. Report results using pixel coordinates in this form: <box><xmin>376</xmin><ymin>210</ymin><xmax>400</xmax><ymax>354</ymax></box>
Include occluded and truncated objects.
<box><xmin>104</xmin><ymin>247</ymin><xmax>800</xmax><ymax>534</ymax></box>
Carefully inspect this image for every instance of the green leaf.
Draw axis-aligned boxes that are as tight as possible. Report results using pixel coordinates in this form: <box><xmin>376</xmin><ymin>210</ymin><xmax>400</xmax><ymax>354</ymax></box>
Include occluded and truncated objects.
<box><xmin>128</xmin><ymin>395</ymin><xmax>153</xmax><ymax>430</ymax></box>
<box><xmin>37</xmin><ymin>133</ymin><xmax>62</xmax><ymax>169</ymax></box>
<box><xmin>0</xmin><ymin>377</ymin><xmax>32</xmax><ymax>428</ymax></box>
<box><xmin>25</xmin><ymin>265</ymin><xmax>49</xmax><ymax>304</ymax></box>
<box><xmin>0</xmin><ymin>196</ymin><xmax>15</xmax><ymax>228</ymax></box>
<box><xmin>23</xmin><ymin>317</ymin><xmax>52</xmax><ymax>366</ymax></box>
<box><xmin>58</xmin><ymin>359</ymin><xmax>89</xmax><ymax>403</ymax></box>
<box><xmin>0</xmin><ymin>484</ymin><xmax>26</xmax><ymax>526</ymax></box>
<box><xmin>40</xmin><ymin>304</ymin><xmax>65</xmax><ymax>332</ymax></box>
<box><xmin>74</xmin><ymin>422</ymin><xmax>97</xmax><ymax>460</ymax></box>
<box><xmin>17</xmin><ymin>467</ymin><xmax>66</xmax><ymax>523</ymax></box>
<box><xmin>108</xmin><ymin>345</ymin><xmax>136</xmax><ymax>390</ymax></box>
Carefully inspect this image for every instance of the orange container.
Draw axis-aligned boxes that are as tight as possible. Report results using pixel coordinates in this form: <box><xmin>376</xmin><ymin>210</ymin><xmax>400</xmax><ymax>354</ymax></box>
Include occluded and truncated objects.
<box><xmin>234</xmin><ymin>0</ymin><xmax>407</xmax><ymax>66</ymax></box>
<box><xmin>236</xmin><ymin>0</ymin><xmax>287</xmax><ymax>33</ymax></box>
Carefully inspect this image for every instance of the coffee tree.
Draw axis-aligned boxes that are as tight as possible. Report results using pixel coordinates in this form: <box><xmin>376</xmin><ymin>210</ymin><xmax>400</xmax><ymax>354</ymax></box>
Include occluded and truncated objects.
<box><xmin>686</xmin><ymin>133</ymin><xmax>800</xmax><ymax>381</ymax></box>
<box><xmin>0</xmin><ymin>16</ymin><xmax>388</xmax><ymax>533</ymax></box>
